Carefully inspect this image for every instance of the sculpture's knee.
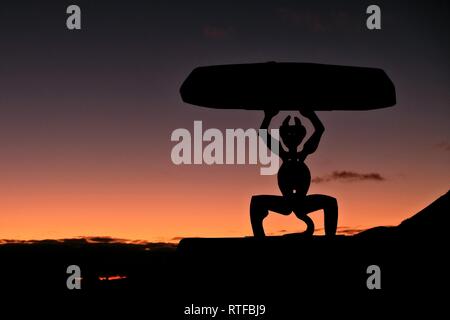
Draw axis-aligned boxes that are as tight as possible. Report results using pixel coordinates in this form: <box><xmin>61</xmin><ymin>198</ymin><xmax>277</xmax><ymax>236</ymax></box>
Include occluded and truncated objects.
<box><xmin>328</xmin><ymin>197</ymin><xmax>338</xmax><ymax>210</ymax></box>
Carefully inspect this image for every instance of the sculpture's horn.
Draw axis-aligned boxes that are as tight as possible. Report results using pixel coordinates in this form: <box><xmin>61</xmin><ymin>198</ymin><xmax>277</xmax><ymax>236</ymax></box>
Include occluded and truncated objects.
<box><xmin>282</xmin><ymin>116</ymin><xmax>291</xmax><ymax>127</ymax></box>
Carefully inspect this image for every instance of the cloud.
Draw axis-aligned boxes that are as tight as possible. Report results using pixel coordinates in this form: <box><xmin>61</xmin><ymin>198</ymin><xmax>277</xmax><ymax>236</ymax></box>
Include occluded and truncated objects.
<box><xmin>278</xmin><ymin>8</ymin><xmax>325</xmax><ymax>32</ymax></box>
<box><xmin>336</xmin><ymin>227</ymin><xmax>367</xmax><ymax>236</ymax></box>
<box><xmin>315</xmin><ymin>226</ymin><xmax>367</xmax><ymax>235</ymax></box>
<box><xmin>435</xmin><ymin>142</ymin><xmax>450</xmax><ymax>152</ymax></box>
<box><xmin>0</xmin><ymin>237</ymin><xmax>177</xmax><ymax>251</ymax></box>
<box><xmin>312</xmin><ymin>171</ymin><xmax>386</xmax><ymax>183</ymax></box>
<box><xmin>278</xmin><ymin>7</ymin><xmax>350</xmax><ymax>32</ymax></box>
<box><xmin>85</xmin><ymin>236</ymin><xmax>126</xmax><ymax>243</ymax></box>
<box><xmin>202</xmin><ymin>25</ymin><xmax>233</xmax><ymax>39</ymax></box>
<box><xmin>265</xmin><ymin>230</ymin><xmax>288</xmax><ymax>236</ymax></box>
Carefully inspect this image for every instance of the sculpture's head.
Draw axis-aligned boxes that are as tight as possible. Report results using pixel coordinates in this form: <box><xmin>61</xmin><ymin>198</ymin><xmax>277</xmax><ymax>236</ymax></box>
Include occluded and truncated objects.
<box><xmin>280</xmin><ymin>116</ymin><xmax>306</xmax><ymax>151</ymax></box>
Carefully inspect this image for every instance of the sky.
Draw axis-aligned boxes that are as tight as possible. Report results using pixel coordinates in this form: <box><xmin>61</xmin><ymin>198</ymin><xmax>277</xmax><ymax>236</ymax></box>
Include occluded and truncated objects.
<box><xmin>0</xmin><ymin>0</ymin><xmax>449</xmax><ymax>242</ymax></box>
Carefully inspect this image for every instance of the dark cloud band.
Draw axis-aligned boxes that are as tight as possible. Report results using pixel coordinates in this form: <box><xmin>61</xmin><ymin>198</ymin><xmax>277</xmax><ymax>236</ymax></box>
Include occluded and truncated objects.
<box><xmin>312</xmin><ymin>170</ymin><xmax>385</xmax><ymax>183</ymax></box>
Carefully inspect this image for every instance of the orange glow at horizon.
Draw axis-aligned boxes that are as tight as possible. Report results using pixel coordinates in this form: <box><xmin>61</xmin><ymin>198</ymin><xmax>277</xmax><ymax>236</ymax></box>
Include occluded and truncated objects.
<box><xmin>0</xmin><ymin>108</ymin><xmax>448</xmax><ymax>243</ymax></box>
<box><xmin>1</xmin><ymin>155</ymin><xmax>447</xmax><ymax>243</ymax></box>
<box><xmin>0</xmin><ymin>0</ymin><xmax>449</xmax><ymax>246</ymax></box>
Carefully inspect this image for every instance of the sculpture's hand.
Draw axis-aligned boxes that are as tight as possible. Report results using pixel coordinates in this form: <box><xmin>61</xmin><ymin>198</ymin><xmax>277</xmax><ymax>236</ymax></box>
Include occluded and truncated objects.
<box><xmin>264</xmin><ymin>109</ymin><xmax>279</xmax><ymax>120</ymax></box>
<box><xmin>298</xmin><ymin>108</ymin><xmax>315</xmax><ymax>119</ymax></box>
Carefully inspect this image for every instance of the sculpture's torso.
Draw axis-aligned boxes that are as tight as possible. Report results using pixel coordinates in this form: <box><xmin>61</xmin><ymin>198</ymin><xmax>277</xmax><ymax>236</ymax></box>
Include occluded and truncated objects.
<box><xmin>277</xmin><ymin>156</ymin><xmax>311</xmax><ymax>198</ymax></box>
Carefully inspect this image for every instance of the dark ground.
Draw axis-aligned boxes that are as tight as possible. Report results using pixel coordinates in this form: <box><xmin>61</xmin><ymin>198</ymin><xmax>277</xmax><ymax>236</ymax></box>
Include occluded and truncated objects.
<box><xmin>1</xmin><ymin>190</ymin><xmax>448</xmax><ymax>318</ymax></box>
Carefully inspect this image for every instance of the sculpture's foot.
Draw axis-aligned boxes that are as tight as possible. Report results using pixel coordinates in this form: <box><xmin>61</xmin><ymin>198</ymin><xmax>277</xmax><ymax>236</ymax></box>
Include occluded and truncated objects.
<box><xmin>297</xmin><ymin>214</ymin><xmax>315</xmax><ymax>237</ymax></box>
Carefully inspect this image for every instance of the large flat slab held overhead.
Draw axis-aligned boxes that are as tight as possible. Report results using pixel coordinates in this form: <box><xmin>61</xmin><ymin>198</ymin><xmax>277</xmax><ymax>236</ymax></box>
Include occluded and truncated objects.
<box><xmin>180</xmin><ymin>62</ymin><xmax>396</xmax><ymax>111</ymax></box>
